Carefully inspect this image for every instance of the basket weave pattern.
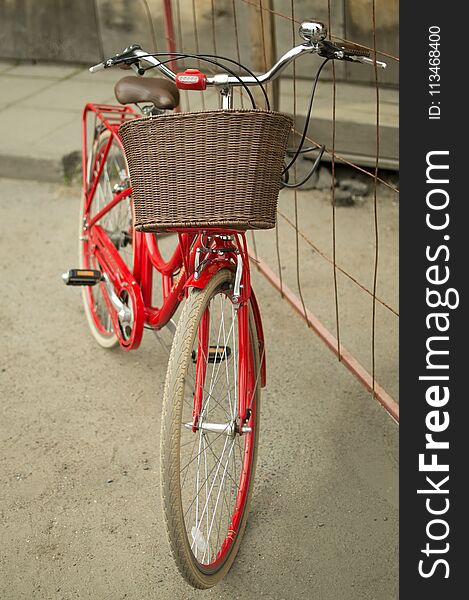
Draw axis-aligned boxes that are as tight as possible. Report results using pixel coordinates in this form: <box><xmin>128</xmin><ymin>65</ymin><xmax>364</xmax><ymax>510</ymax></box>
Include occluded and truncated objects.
<box><xmin>119</xmin><ymin>109</ymin><xmax>293</xmax><ymax>232</ymax></box>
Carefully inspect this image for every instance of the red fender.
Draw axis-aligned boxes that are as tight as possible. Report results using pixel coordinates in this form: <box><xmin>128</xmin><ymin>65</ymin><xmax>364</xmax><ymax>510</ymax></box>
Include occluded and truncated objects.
<box><xmin>249</xmin><ymin>287</ymin><xmax>266</xmax><ymax>388</ymax></box>
<box><xmin>184</xmin><ymin>259</ymin><xmax>234</xmax><ymax>290</ymax></box>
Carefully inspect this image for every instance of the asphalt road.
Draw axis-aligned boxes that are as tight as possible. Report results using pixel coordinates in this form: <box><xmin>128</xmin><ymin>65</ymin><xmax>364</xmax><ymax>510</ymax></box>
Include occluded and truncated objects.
<box><xmin>0</xmin><ymin>178</ymin><xmax>398</xmax><ymax>599</ymax></box>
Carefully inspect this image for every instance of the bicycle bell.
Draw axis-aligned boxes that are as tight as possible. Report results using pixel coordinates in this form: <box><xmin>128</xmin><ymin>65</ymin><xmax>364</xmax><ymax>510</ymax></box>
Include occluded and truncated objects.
<box><xmin>299</xmin><ymin>20</ymin><xmax>327</xmax><ymax>44</ymax></box>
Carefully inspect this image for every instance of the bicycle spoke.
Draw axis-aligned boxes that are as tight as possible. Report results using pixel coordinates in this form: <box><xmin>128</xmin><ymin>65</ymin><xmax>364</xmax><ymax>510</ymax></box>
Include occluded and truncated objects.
<box><xmin>204</xmin><ymin>436</ymin><xmax>240</xmax><ymax>490</ymax></box>
<box><xmin>200</xmin><ymin>439</ymin><xmax>236</xmax><ymax>561</ymax></box>
<box><xmin>182</xmin><ymin>431</ymin><xmax>240</xmax><ymax>523</ymax></box>
<box><xmin>181</xmin><ymin>429</ymin><xmax>200</xmax><ymax>491</ymax></box>
<box><xmin>189</xmin><ymin>436</ymin><xmax>230</xmax><ymax>551</ymax></box>
<box><xmin>180</xmin><ymin>427</ymin><xmax>229</xmax><ymax>476</ymax></box>
<box><xmin>193</xmin><ymin>425</ymin><xmax>205</xmax><ymax>557</ymax></box>
<box><xmin>219</xmin><ymin>296</ymin><xmax>235</xmax><ymax>420</ymax></box>
<box><xmin>200</xmin><ymin>316</ymin><xmax>236</xmax><ymax>418</ymax></box>
<box><xmin>183</xmin><ymin>443</ymin><xmax>224</xmax><ymax>518</ymax></box>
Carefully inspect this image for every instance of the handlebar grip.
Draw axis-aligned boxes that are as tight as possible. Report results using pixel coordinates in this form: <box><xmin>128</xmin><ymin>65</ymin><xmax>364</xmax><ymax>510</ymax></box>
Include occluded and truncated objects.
<box><xmin>353</xmin><ymin>55</ymin><xmax>387</xmax><ymax>69</ymax></box>
<box><xmin>334</xmin><ymin>41</ymin><xmax>370</xmax><ymax>59</ymax></box>
<box><xmin>89</xmin><ymin>62</ymin><xmax>106</xmax><ymax>73</ymax></box>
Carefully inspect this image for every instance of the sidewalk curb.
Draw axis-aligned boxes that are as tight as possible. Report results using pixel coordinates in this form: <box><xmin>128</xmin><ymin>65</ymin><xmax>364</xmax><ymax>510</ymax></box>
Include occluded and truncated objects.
<box><xmin>0</xmin><ymin>153</ymin><xmax>69</xmax><ymax>183</ymax></box>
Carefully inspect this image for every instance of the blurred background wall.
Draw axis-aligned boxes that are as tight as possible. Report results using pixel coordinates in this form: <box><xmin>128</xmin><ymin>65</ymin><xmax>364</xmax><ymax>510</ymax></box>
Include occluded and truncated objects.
<box><xmin>0</xmin><ymin>0</ymin><xmax>398</xmax><ymax>86</ymax></box>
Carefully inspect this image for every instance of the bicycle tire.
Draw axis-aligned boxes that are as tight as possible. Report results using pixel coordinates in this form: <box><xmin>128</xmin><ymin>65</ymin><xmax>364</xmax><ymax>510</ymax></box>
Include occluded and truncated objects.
<box><xmin>160</xmin><ymin>269</ymin><xmax>260</xmax><ymax>589</ymax></box>
<box><xmin>79</xmin><ymin>129</ymin><xmax>133</xmax><ymax>348</ymax></box>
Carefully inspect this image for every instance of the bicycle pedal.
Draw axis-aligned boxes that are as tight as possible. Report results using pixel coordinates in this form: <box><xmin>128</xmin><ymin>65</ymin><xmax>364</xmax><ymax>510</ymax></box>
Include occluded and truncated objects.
<box><xmin>62</xmin><ymin>269</ymin><xmax>102</xmax><ymax>286</ymax></box>
<box><xmin>192</xmin><ymin>346</ymin><xmax>232</xmax><ymax>364</ymax></box>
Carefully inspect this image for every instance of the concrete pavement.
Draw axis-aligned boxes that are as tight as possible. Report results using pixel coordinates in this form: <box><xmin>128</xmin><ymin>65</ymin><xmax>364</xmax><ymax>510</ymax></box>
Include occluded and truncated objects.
<box><xmin>0</xmin><ymin>58</ymin><xmax>399</xmax><ymax>597</ymax></box>
<box><xmin>0</xmin><ymin>177</ymin><xmax>398</xmax><ymax>599</ymax></box>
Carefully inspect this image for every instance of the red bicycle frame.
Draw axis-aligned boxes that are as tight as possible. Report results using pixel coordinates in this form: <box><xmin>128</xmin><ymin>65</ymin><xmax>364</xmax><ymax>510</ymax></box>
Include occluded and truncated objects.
<box><xmin>82</xmin><ymin>103</ymin><xmax>266</xmax><ymax>425</ymax></box>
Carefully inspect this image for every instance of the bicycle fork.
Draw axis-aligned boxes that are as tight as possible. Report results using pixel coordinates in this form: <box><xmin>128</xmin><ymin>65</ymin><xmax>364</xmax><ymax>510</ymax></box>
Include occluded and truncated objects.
<box><xmin>190</xmin><ymin>303</ymin><xmax>254</xmax><ymax>437</ymax></box>
<box><xmin>190</xmin><ymin>243</ymin><xmax>257</xmax><ymax>437</ymax></box>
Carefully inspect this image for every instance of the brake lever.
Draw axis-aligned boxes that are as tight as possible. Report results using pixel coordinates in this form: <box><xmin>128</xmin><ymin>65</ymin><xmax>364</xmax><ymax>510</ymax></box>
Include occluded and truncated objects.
<box><xmin>318</xmin><ymin>39</ymin><xmax>364</xmax><ymax>61</ymax></box>
<box><xmin>89</xmin><ymin>44</ymin><xmax>143</xmax><ymax>74</ymax></box>
<box><xmin>317</xmin><ymin>40</ymin><xmax>345</xmax><ymax>60</ymax></box>
<box><xmin>113</xmin><ymin>44</ymin><xmax>142</xmax><ymax>62</ymax></box>
<box><xmin>317</xmin><ymin>40</ymin><xmax>386</xmax><ymax>69</ymax></box>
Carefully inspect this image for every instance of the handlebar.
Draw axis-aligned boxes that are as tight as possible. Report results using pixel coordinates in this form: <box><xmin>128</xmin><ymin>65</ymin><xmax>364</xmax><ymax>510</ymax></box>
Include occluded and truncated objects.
<box><xmin>89</xmin><ymin>20</ymin><xmax>386</xmax><ymax>84</ymax></box>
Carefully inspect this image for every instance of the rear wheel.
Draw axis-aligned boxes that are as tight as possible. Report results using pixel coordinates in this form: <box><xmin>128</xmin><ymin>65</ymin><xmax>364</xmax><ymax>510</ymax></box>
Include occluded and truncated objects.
<box><xmin>79</xmin><ymin>130</ymin><xmax>133</xmax><ymax>348</ymax></box>
<box><xmin>160</xmin><ymin>269</ymin><xmax>260</xmax><ymax>589</ymax></box>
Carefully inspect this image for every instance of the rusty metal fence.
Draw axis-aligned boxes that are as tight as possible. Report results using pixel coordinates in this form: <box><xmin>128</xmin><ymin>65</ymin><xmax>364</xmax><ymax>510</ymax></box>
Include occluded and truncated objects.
<box><xmin>149</xmin><ymin>0</ymin><xmax>399</xmax><ymax>421</ymax></box>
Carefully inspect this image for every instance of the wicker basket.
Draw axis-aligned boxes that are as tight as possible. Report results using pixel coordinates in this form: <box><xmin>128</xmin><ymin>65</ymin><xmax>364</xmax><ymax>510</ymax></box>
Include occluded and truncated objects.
<box><xmin>119</xmin><ymin>109</ymin><xmax>293</xmax><ymax>232</ymax></box>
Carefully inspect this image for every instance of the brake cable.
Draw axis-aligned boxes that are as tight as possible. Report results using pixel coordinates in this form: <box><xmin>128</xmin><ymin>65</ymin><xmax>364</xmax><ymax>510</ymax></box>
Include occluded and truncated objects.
<box><xmin>280</xmin><ymin>58</ymin><xmax>329</xmax><ymax>188</ymax></box>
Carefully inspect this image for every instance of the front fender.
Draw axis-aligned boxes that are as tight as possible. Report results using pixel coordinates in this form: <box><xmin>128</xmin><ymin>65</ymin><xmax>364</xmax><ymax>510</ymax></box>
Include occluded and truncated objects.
<box><xmin>250</xmin><ymin>288</ymin><xmax>266</xmax><ymax>388</ymax></box>
<box><xmin>184</xmin><ymin>259</ymin><xmax>235</xmax><ymax>290</ymax></box>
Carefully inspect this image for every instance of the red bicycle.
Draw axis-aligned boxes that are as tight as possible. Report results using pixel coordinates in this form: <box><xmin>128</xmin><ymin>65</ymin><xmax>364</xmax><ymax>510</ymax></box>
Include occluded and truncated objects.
<box><xmin>63</xmin><ymin>19</ymin><xmax>384</xmax><ymax>589</ymax></box>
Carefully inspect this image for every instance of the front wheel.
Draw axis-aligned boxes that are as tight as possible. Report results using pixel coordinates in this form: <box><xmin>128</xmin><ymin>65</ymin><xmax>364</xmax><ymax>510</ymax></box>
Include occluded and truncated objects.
<box><xmin>160</xmin><ymin>269</ymin><xmax>261</xmax><ymax>589</ymax></box>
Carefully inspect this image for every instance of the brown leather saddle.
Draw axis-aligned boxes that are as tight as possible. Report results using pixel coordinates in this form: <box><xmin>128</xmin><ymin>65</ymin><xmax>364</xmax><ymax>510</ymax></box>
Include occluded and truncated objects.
<box><xmin>114</xmin><ymin>76</ymin><xmax>180</xmax><ymax>110</ymax></box>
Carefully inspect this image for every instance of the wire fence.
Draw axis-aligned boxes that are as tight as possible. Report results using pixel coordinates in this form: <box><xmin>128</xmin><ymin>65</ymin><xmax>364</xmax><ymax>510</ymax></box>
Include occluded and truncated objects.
<box><xmin>151</xmin><ymin>0</ymin><xmax>399</xmax><ymax>421</ymax></box>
